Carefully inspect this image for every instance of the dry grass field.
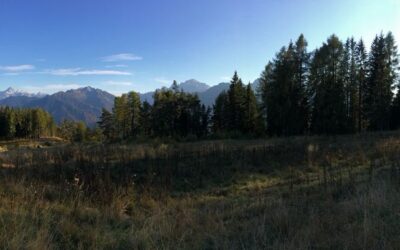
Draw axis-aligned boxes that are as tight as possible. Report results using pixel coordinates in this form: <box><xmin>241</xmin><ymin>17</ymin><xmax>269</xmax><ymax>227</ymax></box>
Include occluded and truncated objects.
<box><xmin>0</xmin><ymin>132</ymin><xmax>400</xmax><ymax>249</ymax></box>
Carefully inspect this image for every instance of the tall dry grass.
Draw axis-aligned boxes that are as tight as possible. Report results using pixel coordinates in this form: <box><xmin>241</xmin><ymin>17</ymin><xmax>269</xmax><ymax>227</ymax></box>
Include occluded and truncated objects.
<box><xmin>0</xmin><ymin>131</ymin><xmax>399</xmax><ymax>249</ymax></box>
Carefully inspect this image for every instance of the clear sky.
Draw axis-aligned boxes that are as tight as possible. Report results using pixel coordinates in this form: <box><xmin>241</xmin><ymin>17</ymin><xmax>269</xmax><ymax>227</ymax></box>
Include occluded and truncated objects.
<box><xmin>0</xmin><ymin>0</ymin><xmax>399</xmax><ymax>95</ymax></box>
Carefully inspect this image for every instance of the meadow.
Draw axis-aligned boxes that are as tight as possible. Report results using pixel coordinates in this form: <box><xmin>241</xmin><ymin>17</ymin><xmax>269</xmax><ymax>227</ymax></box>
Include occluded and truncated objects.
<box><xmin>0</xmin><ymin>132</ymin><xmax>400</xmax><ymax>249</ymax></box>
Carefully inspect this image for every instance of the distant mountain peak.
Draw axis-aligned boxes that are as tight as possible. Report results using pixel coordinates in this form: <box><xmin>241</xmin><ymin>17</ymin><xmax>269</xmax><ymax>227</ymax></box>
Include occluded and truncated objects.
<box><xmin>176</xmin><ymin>79</ymin><xmax>210</xmax><ymax>93</ymax></box>
<box><xmin>81</xmin><ymin>86</ymin><xmax>96</xmax><ymax>91</ymax></box>
<box><xmin>0</xmin><ymin>86</ymin><xmax>45</xmax><ymax>100</ymax></box>
<box><xmin>185</xmin><ymin>79</ymin><xmax>201</xmax><ymax>83</ymax></box>
<box><xmin>0</xmin><ymin>86</ymin><xmax>115</xmax><ymax>126</ymax></box>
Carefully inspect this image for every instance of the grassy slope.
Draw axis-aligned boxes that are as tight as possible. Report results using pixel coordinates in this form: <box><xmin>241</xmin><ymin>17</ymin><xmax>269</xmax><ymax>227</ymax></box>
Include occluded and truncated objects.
<box><xmin>0</xmin><ymin>132</ymin><xmax>400</xmax><ymax>249</ymax></box>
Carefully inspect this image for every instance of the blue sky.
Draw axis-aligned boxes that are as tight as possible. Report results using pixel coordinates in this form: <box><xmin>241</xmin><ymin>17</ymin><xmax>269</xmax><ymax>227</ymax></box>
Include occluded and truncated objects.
<box><xmin>0</xmin><ymin>0</ymin><xmax>399</xmax><ymax>95</ymax></box>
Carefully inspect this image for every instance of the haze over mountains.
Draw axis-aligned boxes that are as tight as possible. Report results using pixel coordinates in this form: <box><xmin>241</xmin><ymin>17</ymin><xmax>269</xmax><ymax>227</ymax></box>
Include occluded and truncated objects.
<box><xmin>0</xmin><ymin>79</ymin><xmax>260</xmax><ymax>126</ymax></box>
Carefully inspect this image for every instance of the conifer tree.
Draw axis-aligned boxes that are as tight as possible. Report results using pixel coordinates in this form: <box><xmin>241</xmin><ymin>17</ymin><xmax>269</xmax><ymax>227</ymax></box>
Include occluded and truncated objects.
<box><xmin>227</xmin><ymin>71</ymin><xmax>247</xmax><ymax>132</ymax></box>
<box><xmin>98</xmin><ymin>108</ymin><xmax>115</xmax><ymax>140</ymax></box>
<box><xmin>310</xmin><ymin>35</ymin><xmax>347</xmax><ymax>134</ymax></box>
<box><xmin>212</xmin><ymin>91</ymin><xmax>229</xmax><ymax>133</ymax></box>
<box><xmin>243</xmin><ymin>84</ymin><xmax>262</xmax><ymax>134</ymax></box>
<box><xmin>140</xmin><ymin>101</ymin><xmax>153</xmax><ymax>137</ymax></box>
<box><xmin>127</xmin><ymin>91</ymin><xmax>142</xmax><ymax>138</ymax></box>
<box><xmin>259</xmin><ymin>35</ymin><xmax>310</xmax><ymax>135</ymax></box>
<box><xmin>355</xmin><ymin>39</ymin><xmax>368</xmax><ymax>132</ymax></box>
<box><xmin>365</xmin><ymin>33</ymin><xmax>398</xmax><ymax>130</ymax></box>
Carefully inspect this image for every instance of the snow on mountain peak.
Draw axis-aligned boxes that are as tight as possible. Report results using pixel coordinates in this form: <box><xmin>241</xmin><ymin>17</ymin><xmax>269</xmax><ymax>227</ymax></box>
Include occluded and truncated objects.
<box><xmin>0</xmin><ymin>87</ymin><xmax>45</xmax><ymax>100</ymax></box>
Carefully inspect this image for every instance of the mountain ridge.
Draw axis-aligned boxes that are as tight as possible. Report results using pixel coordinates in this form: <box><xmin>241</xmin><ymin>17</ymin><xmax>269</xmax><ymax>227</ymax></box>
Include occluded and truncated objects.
<box><xmin>0</xmin><ymin>87</ymin><xmax>45</xmax><ymax>100</ymax></box>
<box><xmin>0</xmin><ymin>79</ymin><xmax>260</xmax><ymax>125</ymax></box>
<box><xmin>0</xmin><ymin>86</ymin><xmax>114</xmax><ymax>126</ymax></box>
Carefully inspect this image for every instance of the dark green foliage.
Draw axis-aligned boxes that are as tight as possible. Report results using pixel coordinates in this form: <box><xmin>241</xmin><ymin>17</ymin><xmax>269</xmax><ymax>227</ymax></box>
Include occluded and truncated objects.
<box><xmin>243</xmin><ymin>84</ymin><xmax>263</xmax><ymax>134</ymax></box>
<box><xmin>151</xmin><ymin>88</ymin><xmax>209</xmax><ymax>138</ymax></box>
<box><xmin>140</xmin><ymin>101</ymin><xmax>153</xmax><ymax>136</ymax></box>
<box><xmin>98</xmin><ymin>108</ymin><xmax>115</xmax><ymax>140</ymax></box>
<box><xmin>99</xmin><ymin>87</ymin><xmax>210</xmax><ymax>140</ymax></box>
<box><xmin>0</xmin><ymin>107</ymin><xmax>55</xmax><ymax>139</ymax></box>
<box><xmin>127</xmin><ymin>92</ymin><xmax>142</xmax><ymax>138</ymax></box>
<box><xmin>58</xmin><ymin>120</ymin><xmax>88</xmax><ymax>142</ymax></box>
<box><xmin>227</xmin><ymin>71</ymin><xmax>247</xmax><ymax>132</ymax></box>
<box><xmin>342</xmin><ymin>38</ymin><xmax>359</xmax><ymax>132</ymax></box>
<box><xmin>365</xmin><ymin>33</ymin><xmax>398</xmax><ymax>131</ymax></box>
<box><xmin>212</xmin><ymin>72</ymin><xmax>262</xmax><ymax>136</ymax></box>
<box><xmin>212</xmin><ymin>91</ymin><xmax>229</xmax><ymax>133</ymax></box>
<box><xmin>309</xmin><ymin>35</ymin><xmax>347</xmax><ymax>134</ymax></box>
<box><xmin>355</xmin><ymin>39</ymin><xmax>369</xmax><ymax>132</ymax></box>
<box><xmin>258</xmin><ymin>32</ymin><xmax>398</xmax><ymax>136</ymax></box>
<box><xmin>113</xmin><ymin>93</ymin><xmax>131</xmax><ymax>139</ymax></box>
<box><xmin>259</xmin><ymin>35</ymin><xmax>310</xmax><ymax>136</ymax></box>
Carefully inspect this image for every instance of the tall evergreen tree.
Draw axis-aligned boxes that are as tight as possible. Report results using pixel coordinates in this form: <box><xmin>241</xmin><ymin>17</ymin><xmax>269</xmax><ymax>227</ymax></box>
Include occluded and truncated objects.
<box><xmin>212</xmin><ymin>91</ymin><xmax>229</xmax><ymax>133</ymax></box>
<box><xmin>127</xmin><ymin>91</ymin><xmax>142</xmax><ymax>138</ymax></box>
<box><xmin>355</xmin><ymin>39</ymin><xmax>368</xmax><ymax>132</ymax></box>
<box><xmin>365</xmin><ymin>33</ymin><xmax>398</xmax><ymax>130</ymax></box>
<box><xmin>341</xmin><ymin>38</ymin><xmax>358</xmax><ymax>132</ymax></box>
<box><xmin>309</xmin><ymin>35</ymin><xmax>347</xmax><ymax>134</ymax></box>
<box><xmin>98</xmin><ymin>108</ymin><xmax>115</xmax><ymax>140</ymax></box>
<box><xmin>140</xmin><ymin>101</ymin><xmax>153</xmax><ymax>137</ymax></box>
<box><xmin>227</xmin><ymin>71</ymin><xmax>247</xmax><ymax>132</ymax></box>
<box><xmin>243</xmin><ymin>84</ymin><xmax>262</xmax><ymax>134</ymax></box>
<box><xmin>259</xmin><ymin>62</ymin><xmax>273</xmax><ymax>131</ymax></box>
<box><xmin>259</xmin><ymin>35</ymin><xmax>310</xmax><ymax>135</ymax></box>
<box><xmin>113</xmin><ymin>94</ymin><xmax>130</xmax><ymax>139</ymax></box>
<box><xmin>293</xmin><ymin>34</ymin><xmax>311</xmax><ymax>134</ymax></box>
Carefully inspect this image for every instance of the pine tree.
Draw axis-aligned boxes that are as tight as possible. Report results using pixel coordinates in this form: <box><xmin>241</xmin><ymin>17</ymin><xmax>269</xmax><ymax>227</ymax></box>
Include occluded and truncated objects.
<box><xmin>127</xmin><ymin>91</ymin><xmax>142</xmax><ymax>138</ymax></box>
<box><xmin>227</xmin><ymin>71</ymin><xmax>247</xmax><ymax>132</ymax></box>
<box><xmin>259</xmin><ymin>36</ymin><xmax>310</xmax><ymax>135</ymax></box>
<box><xmin>341</xmin><ymin>38</ymin><xmax>359</xmax><ymax>132</ymax></box>
<box><xmin>200</xmin><ymin>105</ymin><xmax>211</xmax><ymax>137</ymax></box>
<box><xmin>98</xmin><ymin>108</ymin><xmax>115</xmax><ymax>140</ymax></box>
<box><xmin>365</xmin><ymin>33</ymin><xmax>398</xmax><ymax>130</ymax></box>
<box><xmin>355</xmin><ymin>39</ymin><xmax>368</xmax><ymax>132</ymax></box>
<box><xmin>140</xmin><ymin>101</ymin><xmax>152</xmax><ymax>137</ymax></box>
<box><xmin>259</xmin><ymin>62</ymin><xmax>273</xmax><ymax>132</ymax></box>
<box><xmin>113</xmin><ymin>94</ymin><xmax>130</xmax><ymax>139</ymax></box>
<box><xmin>310</xmin><ymin>35</ymin><xmax>347</xmax><ymax>134</ymax></box>
<box><xmin>243</xmin><ymin>84</ymin><xmax>262</xmax><ymax>134</ymax></box>
<box><xmin>293</xmin><ymin>34</ymin><xmax>311</xmax><ymax>134</ymax></box>
<box><xmin>212</xmin><ymin>91</ymin><xmax>229</xmax><ymax>133</ymax></box>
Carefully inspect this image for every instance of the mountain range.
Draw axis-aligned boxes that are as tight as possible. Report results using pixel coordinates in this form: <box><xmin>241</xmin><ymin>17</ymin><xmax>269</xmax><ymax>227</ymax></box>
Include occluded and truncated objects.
<box><xmin>0</xmin><ymin>87</ymin><xmax>115</xmax><ymax>126</ymax></box>
<box><xmin>0</xmin><ymin>79</ymin><xmax>260</xmax><ymax>126</ymax></box>
<box><xmin>0</xmin><ymin>87</ymin><xmax>45</xmax><ymax>100</ymax></box>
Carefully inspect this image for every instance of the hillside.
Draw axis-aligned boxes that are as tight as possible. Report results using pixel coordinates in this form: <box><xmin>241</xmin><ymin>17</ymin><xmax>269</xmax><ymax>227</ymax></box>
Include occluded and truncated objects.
<box><xmin>0</xmin><ymin>87</ymin><xmax>114</xmax><ymax>126</ymax></box>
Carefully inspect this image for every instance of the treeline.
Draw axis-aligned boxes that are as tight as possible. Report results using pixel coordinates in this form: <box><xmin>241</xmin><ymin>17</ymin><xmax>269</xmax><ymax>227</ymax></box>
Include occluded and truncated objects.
<box><xmin>99</xmin><ymin>32</ymin><xmax>399</xmax><ymax>140</ymax></box>
<box><xmin>98</xmin><ymin>82</ymin><xmax>211</xmax><ymax>140</ymax></box>
<box><xmin>0</xmin><ymin>107</ymin><xmax>103</xmax><ymax>142</ymax></box>
<box><xmin>259</xmin><ymin>32</ymin><xmax>399</xmax><ymax>135</ymax></box>
<box><xmin>0</xmin><ymin>107</ymin><xmax>56</xmax><ymax>139</ymax></box>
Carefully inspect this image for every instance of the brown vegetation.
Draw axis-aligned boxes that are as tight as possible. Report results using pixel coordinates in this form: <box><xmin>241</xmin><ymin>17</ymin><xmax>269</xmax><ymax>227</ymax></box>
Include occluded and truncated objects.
<box><xmin>0</xmin><ymin>132</ymin><xmax>399</xmax><ymax>249</ymax></box>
